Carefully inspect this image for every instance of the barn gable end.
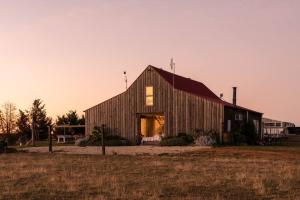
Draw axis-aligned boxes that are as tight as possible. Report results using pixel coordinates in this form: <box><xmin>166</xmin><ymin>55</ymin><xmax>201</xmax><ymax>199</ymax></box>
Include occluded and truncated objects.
<box><xmin>85</xmin><ymin>65</ymin><xmax>224</xmax><ymax>143</ymax></box>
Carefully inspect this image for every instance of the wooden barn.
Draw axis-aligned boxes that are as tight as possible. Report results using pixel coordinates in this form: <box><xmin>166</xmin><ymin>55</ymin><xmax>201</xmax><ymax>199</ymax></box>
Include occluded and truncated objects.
<box><xmin>84</xmin><ymin>65</ymin><xmax>262</xmax><ymax>144</ymax></box>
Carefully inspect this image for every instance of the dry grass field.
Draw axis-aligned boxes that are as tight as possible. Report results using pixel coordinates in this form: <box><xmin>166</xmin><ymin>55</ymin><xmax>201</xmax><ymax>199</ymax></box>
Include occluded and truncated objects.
<box><xmin>1</xmin><ymin>147</ymin><xmax>300</xmax><ymax>200</ymax></box>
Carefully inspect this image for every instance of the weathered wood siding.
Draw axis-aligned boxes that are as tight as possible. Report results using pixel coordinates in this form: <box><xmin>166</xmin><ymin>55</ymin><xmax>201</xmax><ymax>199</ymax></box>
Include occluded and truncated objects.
<box><xmin>85</xmin><ymin>66</ymin><xmax>224</xmax><ymax>143</ymax></box>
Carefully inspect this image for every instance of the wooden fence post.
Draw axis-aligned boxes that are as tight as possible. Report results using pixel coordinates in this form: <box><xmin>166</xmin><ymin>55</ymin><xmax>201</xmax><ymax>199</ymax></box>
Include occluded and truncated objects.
<box><xmin>31</xmin><ymin>122</ymin><xmax>35</xmax><ymax>146</ymax></box>
<box><xmin>101</xmin><ymin>124</ymin><xmax>106</xmax><ymax>155</ymax></box>
<box><xmin>48</xmin><ymin>126</ymin><xmax>53</xmax><ymax>153</ymax></box>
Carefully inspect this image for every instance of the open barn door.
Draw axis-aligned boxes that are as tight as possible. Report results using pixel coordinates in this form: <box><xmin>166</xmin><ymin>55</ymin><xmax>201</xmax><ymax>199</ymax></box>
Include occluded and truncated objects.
<box><xmin>138</xmin><ymin>113</ymin><xmax>165</xmax><ymax>144</ymax></box>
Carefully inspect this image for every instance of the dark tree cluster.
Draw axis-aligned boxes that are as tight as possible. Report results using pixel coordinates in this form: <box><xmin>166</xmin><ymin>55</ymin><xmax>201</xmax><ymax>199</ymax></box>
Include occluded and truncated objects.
<box><xmin>1</xmin><ymin>99</ymin><xmax>85</xmax><ymax>144</ymax></box>
<box><xmin>16</xmin><ymin>110</ymin><xmax>31</xmax><ymax>142</ymax></box>
<box><xmin>30</xmin><ymin>99</ymin><xmax>52</xmax><ymax>140</ymax></box>
<box><xmin>55</xmin><ymin>111</ymin><xmax>85</xmax><ymax>135</ymax></box>
<box><xmin>232</xmin><ymin>121</ymin><xmax>259</xmax><ymax>145</ymax></box>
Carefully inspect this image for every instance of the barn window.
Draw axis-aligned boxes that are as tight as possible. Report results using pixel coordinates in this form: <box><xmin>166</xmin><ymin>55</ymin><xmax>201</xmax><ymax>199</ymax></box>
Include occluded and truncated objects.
<box><xmin>235</xmin><ymin>113</ymin><xmax>243</xmax><ymax>121</ymax></box>
<box><xmin>146</xmin><ymin>86</ymin><xmax>154</xmax><ymax>106</ymax></box>
<box><xmin>276</xmin><ymin>123</ymin><xmax>282</xmax><ymax>127</ymax></box>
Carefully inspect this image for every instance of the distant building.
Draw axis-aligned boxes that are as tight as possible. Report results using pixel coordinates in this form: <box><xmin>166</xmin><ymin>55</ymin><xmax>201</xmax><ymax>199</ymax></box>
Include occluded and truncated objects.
<box><xmin>263</xmin><ymin>118</ymin><xmax>295</xmax><ymax>135</ymax></box>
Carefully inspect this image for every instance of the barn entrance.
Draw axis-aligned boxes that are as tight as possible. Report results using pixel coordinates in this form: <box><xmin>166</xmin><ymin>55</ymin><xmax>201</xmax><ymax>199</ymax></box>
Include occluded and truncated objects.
<box><xmin>139</xmin><ymin>114</ymin><xmax>165</xmax><ymax>138</ymax></box>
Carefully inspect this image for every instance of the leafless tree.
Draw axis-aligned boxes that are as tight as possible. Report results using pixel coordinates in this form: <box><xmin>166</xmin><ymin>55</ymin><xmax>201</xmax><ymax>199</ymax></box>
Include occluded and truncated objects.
<box><xmin>0</xmin><ymin>102</ymin><xmax>17</xmax><ymax>134</ymax></box>
<box><xmin>0</xmin><ymin>110</ymin><xmax>5</xmax><ymax>133</ymax></box>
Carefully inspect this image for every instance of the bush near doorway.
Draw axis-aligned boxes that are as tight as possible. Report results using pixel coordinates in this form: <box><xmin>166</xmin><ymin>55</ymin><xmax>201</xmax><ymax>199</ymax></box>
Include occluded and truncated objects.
<box><xmin>190</xmin><ymin>129</ymin><xmax>221</xmax><ymax>146</ymax></box>
<box><xmin>160</xmin><ymin>133</ymin><xmax>194</xmax><ymax>146</ymax></box>
<box><xmin>77</xmin><ymin>135</ymin><xmax>131</xmax><ymax>147</ymax></box>
<box><xmin>77</xmin><ymin>128</ymin><xmax>132</xmax><ymax>147</ymax></box>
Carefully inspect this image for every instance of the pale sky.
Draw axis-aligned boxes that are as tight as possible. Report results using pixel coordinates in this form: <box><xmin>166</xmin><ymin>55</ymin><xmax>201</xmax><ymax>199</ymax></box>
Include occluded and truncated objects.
<box><xmin>0</xmin><ymin>0</ymin><xmax>299</xmax><ymax>125</ymax></box>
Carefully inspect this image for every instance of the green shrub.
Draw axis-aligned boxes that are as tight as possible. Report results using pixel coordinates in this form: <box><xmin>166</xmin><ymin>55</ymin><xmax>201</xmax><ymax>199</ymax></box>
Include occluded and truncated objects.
<box><xmin>81</xmin><ymin>128</ymin><xmax>132</xmax><ymax>147</ymax></box>
<box><xmin>0</xmin><ymin>140</ymin><xmax>7</xmax><ymax>153</ymax></box>
<box><xmin>135</xmin><ymin>133</ymin><xmax>143</xmax><ymax>145</ymax></box>
<box><xmin>79</xmin><ymin>136</ymin><xmax>131</xmax><ymax>147</ymax></box>
<box><xmin>232</xmin><ymin>130</ymin><xmax>246</xmax><ymax>145</ymax></box>
<box><xmin>188</xmin><ymin>129</ymin><xmax>220</xmax><ymax>146</ymax></box>
<box><xmin>160</xmin><ymin>137</ymin><xmax>190</xmax><ymax>146</ymax></box>
<box><xmin>232</xmin><ymin>121</ymin><xmax>259</xmax><ymax>146</ymax></box>
<box><xmin>241</xmin><ymin>121</ymin><xmax>259</xmax><ymax>145</ymax></box>
<box><xmin>178</xmin><ymin>133</ymin><xmax>194</xmax><ymax>144</ymax></box>
<box><xmin>207</xmin><ymin>130</ymin><xmax>221</xmax><ymax>146</ymax></box>
<box><xmin>105</xmin><ymin>138</ymin><xmax>131</xmax><ymax>146</ymax></box>
<box><xmin>76</xmin><ymin>138</ymin><xmax>89</xmax><ymax>147</ymax></box>
<box><xmin>160</xmin><ymin>133</ymin><xmax>194</xmax><ymax>146</ymax></box>
<box><xmin>0</xmin><ymin>134</ymin><xmax>21</xmax><ymax>145</ymax></box>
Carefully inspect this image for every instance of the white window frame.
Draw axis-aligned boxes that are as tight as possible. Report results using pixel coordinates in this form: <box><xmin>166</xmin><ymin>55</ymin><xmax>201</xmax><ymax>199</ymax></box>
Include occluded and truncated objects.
<box><xmin>227</xmin><ymin>120</ymin><xmax>231</xmax><ymax>132</ymax></box>
<box><xmin>253</xmin><ymin>120</ymin><xmax>259</xmax><ymax>134</ymax></box>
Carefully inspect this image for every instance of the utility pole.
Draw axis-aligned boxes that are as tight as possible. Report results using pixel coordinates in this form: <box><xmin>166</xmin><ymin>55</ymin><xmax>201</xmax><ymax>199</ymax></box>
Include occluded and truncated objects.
<box><xmin>170</xmin><ymin>58</ymin><xmax>177</xmax><ymax>135</ymax></box>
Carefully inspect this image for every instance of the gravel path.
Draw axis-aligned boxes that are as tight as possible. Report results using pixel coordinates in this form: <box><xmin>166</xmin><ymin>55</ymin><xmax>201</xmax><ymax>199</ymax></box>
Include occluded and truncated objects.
<box><xmin>21</xmin><ymin>146</ymin><xmax>210</xmax><ymax>155</ymax></box>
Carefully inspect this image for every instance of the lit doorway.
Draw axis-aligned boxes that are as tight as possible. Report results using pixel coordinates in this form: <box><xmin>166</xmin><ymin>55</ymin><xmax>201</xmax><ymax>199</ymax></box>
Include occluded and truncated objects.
<box><xmin>140</xmin><ymin>114</ymin><xmax>165</xmax><ymax>137</ymax></box>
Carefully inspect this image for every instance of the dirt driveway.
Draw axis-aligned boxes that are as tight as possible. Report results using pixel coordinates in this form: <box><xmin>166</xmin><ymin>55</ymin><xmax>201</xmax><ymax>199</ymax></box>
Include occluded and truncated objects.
<box><xmin>21</xmin><ymin>145</ymin><xmax>210</xmax><ymax>155</ymax></box>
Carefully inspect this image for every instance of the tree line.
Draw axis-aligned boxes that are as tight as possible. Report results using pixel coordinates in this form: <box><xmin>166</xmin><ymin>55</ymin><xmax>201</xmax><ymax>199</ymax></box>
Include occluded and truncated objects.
<box><xmin>0</xmin><ymin>99</ymin><xmax>85</xmax><ymax>143</ymax></box>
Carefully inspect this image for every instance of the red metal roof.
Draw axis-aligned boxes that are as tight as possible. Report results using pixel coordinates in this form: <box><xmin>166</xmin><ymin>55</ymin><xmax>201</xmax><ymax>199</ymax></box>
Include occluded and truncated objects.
<box><xmin>152</xmin><ymin>66</ymin><xmax>221</xmax><ymax>101</ymax></box>
<box><xmin>222</xmin><ymin>101</ymin><xmax>263</xmax><ymax>114</ymax></box>
<box><xmin>151</xmin><ymin>65</ymin><xmax>262</xmax><ymax>114</ymax></box>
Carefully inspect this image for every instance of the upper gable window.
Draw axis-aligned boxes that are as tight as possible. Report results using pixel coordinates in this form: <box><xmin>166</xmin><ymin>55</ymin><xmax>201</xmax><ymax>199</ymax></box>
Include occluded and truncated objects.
<box><xmin>146</xmin><ymin>86</ymin><xmax>154</xmax><ymax>106</ymax></box>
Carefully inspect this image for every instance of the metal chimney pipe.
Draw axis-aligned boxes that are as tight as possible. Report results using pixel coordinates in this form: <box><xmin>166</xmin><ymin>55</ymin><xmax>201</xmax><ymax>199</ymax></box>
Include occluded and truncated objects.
<box><xmin>233</xmin><ymin>87</ymin><xmax>237</xmax><ymax>106</ymax></box>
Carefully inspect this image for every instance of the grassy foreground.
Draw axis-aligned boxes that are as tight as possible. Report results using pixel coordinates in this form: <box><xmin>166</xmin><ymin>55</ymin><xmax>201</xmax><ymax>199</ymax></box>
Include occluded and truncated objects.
<box><xmin>0</xmin><ymin>147</ymin><xmax>300</xmax><ymax>200</ymax></box>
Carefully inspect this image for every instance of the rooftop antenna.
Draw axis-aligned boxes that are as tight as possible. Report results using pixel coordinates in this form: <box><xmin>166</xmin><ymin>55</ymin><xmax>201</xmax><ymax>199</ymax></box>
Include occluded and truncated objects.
<box><xmin>170</xmin><ymin>58</ymin><xmax>176</xmax><ymax>98</ymax></box>
<box><xmin>124</xmin><ymin>71</ymin><xmax>128</xmax><ymax>90</ymax></box>
<box><xmin>170</xmin><ymin>58</ymin><xmax>177</xmax><ymax>134</ymax></box>
<box><xmin>170</xmin><ymin>58</ymin><xmax>176</xmax><ymax>86</ymax></box>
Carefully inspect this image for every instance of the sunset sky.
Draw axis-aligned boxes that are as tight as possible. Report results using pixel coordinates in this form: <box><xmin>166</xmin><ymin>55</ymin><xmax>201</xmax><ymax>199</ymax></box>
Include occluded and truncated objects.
<box><xmin>0</xmin><ymin>0</ymin><xmax>299</xmax><ymax>125</ymax></box>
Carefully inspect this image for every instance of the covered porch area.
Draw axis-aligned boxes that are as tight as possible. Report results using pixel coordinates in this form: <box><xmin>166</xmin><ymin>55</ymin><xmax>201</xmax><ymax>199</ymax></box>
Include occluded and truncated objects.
<box><xmin>137</xmin><ymin>113</ymin><xmax>165</xmax><ymax>144</ymax></box>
